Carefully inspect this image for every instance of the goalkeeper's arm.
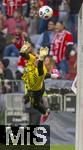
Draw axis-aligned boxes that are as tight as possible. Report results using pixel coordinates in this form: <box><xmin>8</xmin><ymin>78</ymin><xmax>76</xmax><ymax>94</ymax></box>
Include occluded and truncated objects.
<box><xmin>38</xmin><ymin>47</ymin><xmax>49</xmax><ymax>76</ymax></box>
<box><xmin>38</xmin><ymin>60</ymin><xmax>44</xmax><ymax>76</ymax></box>
<box><xmin>20</xmin><ymin>52</ymin><xmax>30</xmax><ymax>59</ymax></box>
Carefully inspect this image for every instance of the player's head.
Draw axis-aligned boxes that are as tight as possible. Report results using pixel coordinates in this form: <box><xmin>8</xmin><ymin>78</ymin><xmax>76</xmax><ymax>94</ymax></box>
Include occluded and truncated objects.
<box><xmin>47</xmin><ymin>19</ymin><xmax>56</xmax><ymax>31</ymax></box>
<box><xmin>55</xmin><ymin>21</ymin><xmax>65</xmax><ymax>32</ymax></box>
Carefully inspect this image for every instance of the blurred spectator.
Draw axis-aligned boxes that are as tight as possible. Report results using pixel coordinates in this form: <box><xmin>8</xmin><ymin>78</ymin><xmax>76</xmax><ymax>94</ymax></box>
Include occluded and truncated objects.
<box><xmin>66</xmin><ymin>52</ymin><xmax>77</xmax><ymax>80</ymax></box>
<box><xmin>44</xmin><ymin>55</ymin><xmax>61</xmax><ymax>78</ymax></box>
<box><xmin>3</xmin><ymin>26</ymin><xmax>31</xmax><ymax>57</ymax></box>
<box><xmin>0</xmin><ymin>58</ymin><xmax>14</xmax><ymax>93</ymax></box>
<box><xmin>25</xmin><ymin>0</ymin><xmax>30</xmax><ymax>18</ymax></box>
<box><xmin>3</xmin><ymin>8</ymin><xmax>28</xmax><ymax>34</ymax></box>
<box><xmin>16</xmin><ymin>56</ymin><xmax>27</xmax><ymax>79</ymax></box>
<box><xmin>0</xmin><ymin>19</ymin><xmax>4</xmax><ymax>32</ymax></box>
<box><xmin>29</xmin><ymin>0</ymin><xmax>38</xmax><ymax>18</ymax></box>
<box><xmin>22</xmin><ymin>0</ymin><xmax>29</xmax><ymax>17</ymax></box>
<box><xmin>0</xmin><ymin>11</ymin><xmax>6</xmax><ymax>58</ymax></box>
<box><xmin>68</xmin><ymin>0</ymin><xmax>83</xmax><ymax>43</ymax></box>
<box><xmin>2</xmin><ymin>0</ymin><xmax>28</xmax><ymax>17</ymax></box>
<box><xmin>0</xmin><ymin>10</ymin><xmax>5</xmax><ymax>25</ymax></box>
<box><xmin>37</xmin><ymin>0</ymin><xmax>62</xmax><ymax>34</ymax></box>
<box><xmin>3</xmin><ymin>34</ymin><xmax>20</xmax><ymax>57</ymax></box>
<box><xmin>59</xmin><ymin>0</ymin><xmax>70</xmax><ymax>27</ymax></box>
<box><xmin>12</xmin><ymin>25</ymin><xmax>27</xmax><ymax>49</ymax></box>
<box><xmin>28</xmin><ymin>0</ymin><xmax>39</xmax><ymax>35</ymax></box>
<box><xmin>0</xmin><ymin>30</ymin><xmax>6</xmax><ymax>58</ymax></box>
<box><xmin>50</xmin><ymin>21</ymin><xmax>74</xmax><ymax>78</ymax></box>
<box><xmin>0</xmin><ymin>0</ymin><xmax>2</xmax><ymax>9</ymax></box>
<box><xmin>36</xmin><ymin>19</ymin><xmax>55</xmax><ymax>52</ymax></box>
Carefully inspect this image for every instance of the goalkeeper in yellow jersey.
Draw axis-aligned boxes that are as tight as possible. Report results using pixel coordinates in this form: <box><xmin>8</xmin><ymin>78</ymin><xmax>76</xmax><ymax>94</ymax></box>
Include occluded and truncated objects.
<box><xmin>20</xmin><ymin>41</ymin><xmax>57</xmax><ymax>124</ymax></box>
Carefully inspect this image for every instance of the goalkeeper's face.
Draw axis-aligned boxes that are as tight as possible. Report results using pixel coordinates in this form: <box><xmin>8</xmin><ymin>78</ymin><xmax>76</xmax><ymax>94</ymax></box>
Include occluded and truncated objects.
<box><xmin>20</xmin><ymin>42</ymin><xmax>32</xmax><ymax>54</ymax></box>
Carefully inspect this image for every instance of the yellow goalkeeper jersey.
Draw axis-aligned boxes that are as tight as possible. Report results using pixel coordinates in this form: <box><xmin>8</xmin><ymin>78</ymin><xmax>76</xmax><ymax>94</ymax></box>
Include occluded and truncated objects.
<box><xmin>22</xmin><ymin>54</ymin><xmax>47</xmax><ymax>91</ymax></box>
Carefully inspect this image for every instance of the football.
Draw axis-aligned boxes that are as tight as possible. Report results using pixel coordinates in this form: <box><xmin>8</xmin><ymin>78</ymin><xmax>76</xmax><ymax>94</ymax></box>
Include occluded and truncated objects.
<box><xmin>39</xmin><ymin>5</ymin><xmax>53</xmax><ymax>20</ymax></box>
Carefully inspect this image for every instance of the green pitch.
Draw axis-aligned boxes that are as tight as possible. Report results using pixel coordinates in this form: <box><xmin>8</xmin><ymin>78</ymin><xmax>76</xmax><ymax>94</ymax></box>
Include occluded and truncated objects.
<box><xmin>51</xmin><ymin>145</ymin><xmax>75</xmax><ymax>150</ymax></box>
<box><xmin>0</xmin><ymin>144</ymin><xmax>75</xmax><ymax>150</ymax></box>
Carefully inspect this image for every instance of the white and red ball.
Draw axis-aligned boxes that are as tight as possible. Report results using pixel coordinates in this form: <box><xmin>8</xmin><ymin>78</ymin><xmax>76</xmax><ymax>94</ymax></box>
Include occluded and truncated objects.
<box><xmin>39</xmin><ymin>6</ymin><xmax>53</xmax><ymax>20</ymax></box>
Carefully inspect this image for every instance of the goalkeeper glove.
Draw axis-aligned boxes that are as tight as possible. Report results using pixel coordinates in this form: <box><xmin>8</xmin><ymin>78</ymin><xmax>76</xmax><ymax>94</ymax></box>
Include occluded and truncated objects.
<box><xmin>39</xmin><ymin>47</ymin><xmax>49</xmax><ymax>61</ymax></box>
<box><xmin>20</xmin><ymin>41</ymin><xmax>31</xmax><ymax>54</ymax></box>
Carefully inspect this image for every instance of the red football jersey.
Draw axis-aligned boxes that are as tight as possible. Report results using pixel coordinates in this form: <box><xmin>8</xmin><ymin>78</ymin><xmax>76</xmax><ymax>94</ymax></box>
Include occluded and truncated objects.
<box><xmin>50</xmin><ymin>30</ymin><xmax>73</xmax><ymax>63</ymax></box>
<box><xmin>3</xmin><ymin>0</ymin><xmax>28</xmax><ymax>17</ymax></box>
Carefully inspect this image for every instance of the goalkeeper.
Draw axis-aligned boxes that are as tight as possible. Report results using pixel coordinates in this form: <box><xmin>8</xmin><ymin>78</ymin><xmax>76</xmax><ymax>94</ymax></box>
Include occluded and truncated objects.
<box><xmin>20</xmin><ymin>41</ymin><xmax>57</xmax><ymax>124</ymax></box>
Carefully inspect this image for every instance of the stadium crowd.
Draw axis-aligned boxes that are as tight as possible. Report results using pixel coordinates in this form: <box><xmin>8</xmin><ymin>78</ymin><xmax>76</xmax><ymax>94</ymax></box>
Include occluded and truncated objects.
<box><xmin>0</xmin><ymin>0</ymin><xmax>78</xmax><ymax>94</ymax></box>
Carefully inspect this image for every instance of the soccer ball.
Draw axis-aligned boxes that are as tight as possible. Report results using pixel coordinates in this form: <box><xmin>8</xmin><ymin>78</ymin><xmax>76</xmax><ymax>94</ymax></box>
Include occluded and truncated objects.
<box><xmin>39</xmin><ymin>6</ymin><xmax>53</xmax><ymax>20</ymax></box>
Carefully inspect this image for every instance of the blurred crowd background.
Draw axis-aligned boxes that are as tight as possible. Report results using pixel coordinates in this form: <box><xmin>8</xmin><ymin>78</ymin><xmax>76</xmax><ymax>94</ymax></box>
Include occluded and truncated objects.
<box><xmin>0</xmin><ymin>0</ymin><xmax>79</xmax><ymax>94</ymax></box>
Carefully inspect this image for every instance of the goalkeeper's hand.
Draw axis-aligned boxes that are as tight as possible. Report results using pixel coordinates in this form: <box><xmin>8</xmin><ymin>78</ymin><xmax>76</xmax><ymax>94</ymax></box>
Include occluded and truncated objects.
<box><xmin>20</xmin><ymin>41</ymin><xmax>31</xmax><ymax>54</ymax></box>
<box><xmin>39</xmin><ymin>47</ymin><xmax>49</xmax><ymax>60</ymax></box>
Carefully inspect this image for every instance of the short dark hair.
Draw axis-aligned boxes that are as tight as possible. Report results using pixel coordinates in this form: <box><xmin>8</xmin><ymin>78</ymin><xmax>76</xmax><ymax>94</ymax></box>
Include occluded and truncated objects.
<box><xmin>56</xmin><ymin>20</ymin><xmax>66</xmax><ymax>28</ymax></box>
<box><xmin>48</xmin><ymin>18</ymin><xmax>56</xmax><ymax>24</ymax></box>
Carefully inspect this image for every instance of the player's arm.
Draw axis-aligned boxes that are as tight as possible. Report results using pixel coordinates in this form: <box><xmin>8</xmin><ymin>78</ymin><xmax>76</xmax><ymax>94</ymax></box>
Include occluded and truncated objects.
<box><xmin>20</xmin><ymin>52</ymin><xmax>30</xmax><ymax>59</ymax></box>
<box><xmin>38</xmin><ymin>60</ymin><xmax>44</xmax><ymax>76</ymax></box>
<box><xmin>45</xmin><ymin>73</ymin><xmax>60</xmax><ymax>79</ymax></box>
<box><xmin>38</xmin><ymin>47</ymin><xmax>48</xmax><ymax>76</ymax></box>
<box><xmin>66</xmin><ymin>44</ymin><xmax>73</xmax><ymax>57</ymax></box>
<box><xmin>65</xmin><ymin>32</ymin><xmax>74</xmax><ymax>58</ymax></box>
